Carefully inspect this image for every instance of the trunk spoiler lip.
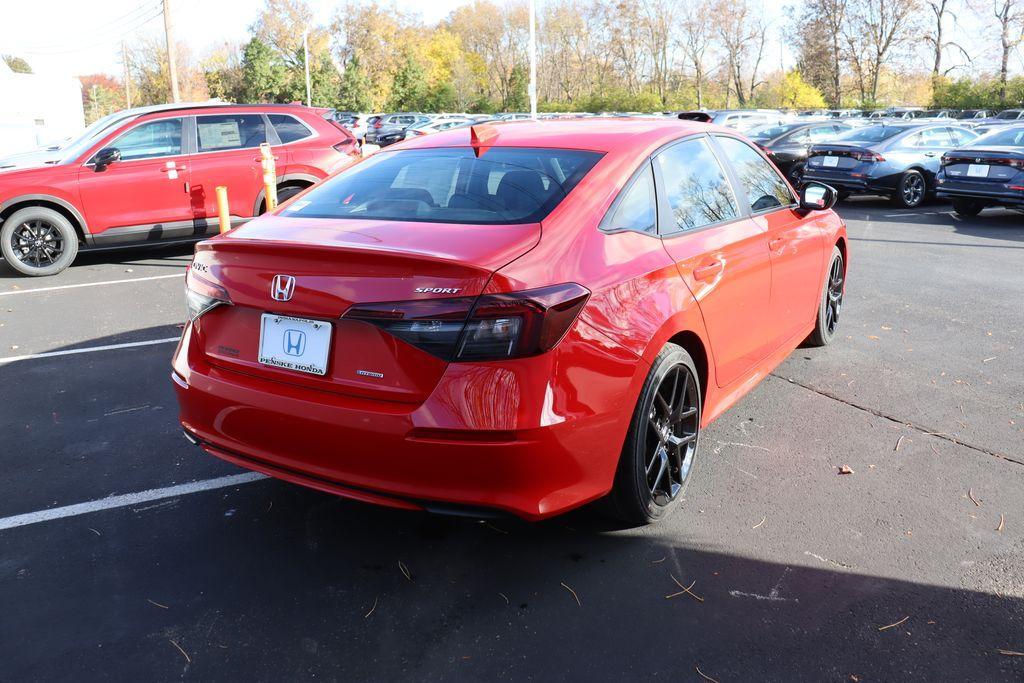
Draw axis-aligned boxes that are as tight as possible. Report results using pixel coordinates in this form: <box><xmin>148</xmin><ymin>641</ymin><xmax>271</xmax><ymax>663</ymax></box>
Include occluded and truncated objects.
<box><xmin>676</xmin><ymin>111</ymin><xmax>712</xmax><ymax>123</ymax></box>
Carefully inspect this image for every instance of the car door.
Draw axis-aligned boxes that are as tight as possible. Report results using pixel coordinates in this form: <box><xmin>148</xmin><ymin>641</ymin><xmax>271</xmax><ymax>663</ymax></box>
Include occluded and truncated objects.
<box><xmin>187</xmin><ymin>112</ymin><xmax>275</xmax><ymax>227</ymax></box>
<box><xmin>713</xmin><ymin>135</ymin><xmax>825</xmax><ymax>349</ymax></box>
<box><xmin>655</xmin><ymin>136</ymin><xmax>774</xmax><ymax>388</ymax></box>
<box><xmin>76</xmin><ymin>116</ymin><xmax>192</xmax><ymax>242</ymax></box>
<box><xmin>898</xmin><ymin>127</ymin><xmax>954</xmax><ymax>178</ymax></box>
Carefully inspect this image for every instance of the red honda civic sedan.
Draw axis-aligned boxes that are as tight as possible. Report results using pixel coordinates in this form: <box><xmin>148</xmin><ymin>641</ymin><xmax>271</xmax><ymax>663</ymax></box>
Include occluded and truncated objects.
<box><xmin>172</xmin><ymin>119</ymin><xmax>847</xmax><ymax>524</ymax></box>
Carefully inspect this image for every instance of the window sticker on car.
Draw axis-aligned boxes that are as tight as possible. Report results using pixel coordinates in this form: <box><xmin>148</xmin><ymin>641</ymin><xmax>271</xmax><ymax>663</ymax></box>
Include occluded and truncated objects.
<box><xmin>198</xmin><ymin>121</ymin><xmax>242</xmax><ymax>149</ymax></box>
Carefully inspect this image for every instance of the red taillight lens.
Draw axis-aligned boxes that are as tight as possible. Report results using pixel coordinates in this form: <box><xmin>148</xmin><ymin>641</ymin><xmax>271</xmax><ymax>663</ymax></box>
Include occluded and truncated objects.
<box><xmin>373</xmin><ymin>121</ymin><xmax>383</xmax><ymax>129</ymax></box>
<box><xmin>343</xmin><ymin>283</ymin><xmax>590</xmax><ymax>361</ymax></box>
<box><xmin>853</xmin><ymin>151</ymin><xmax>884</xmax><ymax>162</ymax></box>
<box><xmin>333</xmin><ymin>139</ymin><xmax>355</xmax><ymax>153</ymax></box>
<box><xmin>185</xmin><ymin>267</ymin><xmax>231</xmax><ymax>321</ymax></box>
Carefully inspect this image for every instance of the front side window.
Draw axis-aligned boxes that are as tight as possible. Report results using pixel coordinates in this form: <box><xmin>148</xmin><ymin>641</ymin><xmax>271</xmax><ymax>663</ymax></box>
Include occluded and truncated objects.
<box><xmin>656</xmin><ymin>138</ymin><xmax>739</xmax><ymax>232</ymax></box>
<box><xmin>268</xmin><ymin>114</ymin><xmax>313</xmax><ymax>144</ymax></box>
<box><xmin>106</xmin><ymin>118</ymin><xmax>182</xmax><ymax>161</ymax></box>
<box><xmin>602</xmin><ymin>165</ymin><xmax>656</xmax><ymax>233</ymax></box>
<box><xmin>197</xmin><ymin>114</ymin><xmax>267</xmax><ymax>152</ymax></box>
<box><xmin>280</xmin><ymin>147</ymin><xmax>602</xmax><ymax>225</ymax></box>
<box><xmin>716</xmin><ymin>136</ymin><xmax>794</xmax><ymax>212</ymax></box>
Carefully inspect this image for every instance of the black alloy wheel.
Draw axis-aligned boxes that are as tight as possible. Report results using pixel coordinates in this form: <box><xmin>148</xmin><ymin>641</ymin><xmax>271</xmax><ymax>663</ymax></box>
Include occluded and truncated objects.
<box><xmin>609</xmin><ymin>343</ymin><xmax>702</xmax><ymax>524</ymax></box>
<box><xmin>895</xmin><ymin>170</ymin><xmax>926</xmax><ymax>208</ymax></box>
<box><xmin>10</xmin><ymin>219</ymin><xmax>64</xmax><ymax>269</ymax></box>
<box><xmin>824</xmin><ymin>250</ymin><xmax>844</xmax><ymax>335</ymax></box>
<box><xmin>644</xmin><ymin>364</ymin><xmax>700</xmax><ymax>506</ymax></box>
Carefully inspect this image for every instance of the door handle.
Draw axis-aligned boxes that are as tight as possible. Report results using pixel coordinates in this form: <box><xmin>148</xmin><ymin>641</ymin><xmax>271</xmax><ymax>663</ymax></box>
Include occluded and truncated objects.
<box><xmin>160</xmin><ymin>166</ymin><xmax>186</xmax><ymax>172</ymax></box>
<box><xmin>693</xmin><ymin>259</ymin><xmax>724</xmax><ymax>281</ymax></box>
<box><xmin>768</xmin><ymin>237</ymin><xmax>786</xmax><ymax>251</ymax></box>
<box><xmin>923</xmin><ymin>152</ymin><xmax>937</xmax><ymax>157</ymax></box>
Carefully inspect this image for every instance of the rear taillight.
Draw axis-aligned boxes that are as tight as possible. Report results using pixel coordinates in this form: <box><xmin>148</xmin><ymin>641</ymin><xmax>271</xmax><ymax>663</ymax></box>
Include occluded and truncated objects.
<box><xmin>373</xmin><ymin>121</ymin><xmax>383</xmax><ymax>129</ymax></box>
<box><xmin>343</xmin><ymin>283</ymin><xmax>590</xmax><ymax>361</ymax></box>
<box><xmin>993</xmin><ymin>158</ymin><xmax>1024</xmax><ymax>169</ymax></box>
<box><xmin>853</xmin><ymin>151</ymin><xmax>884</xmax><ymax>162</ymax></box>
<box><xmin>185</xmin><ymin>267</ymin><xmax>231</xmax><ymax>321</ymax></box>
<box><xmin>333</xmin><ymin>139</ymin><xmax>355</xmax><ymax>153</ymax></box>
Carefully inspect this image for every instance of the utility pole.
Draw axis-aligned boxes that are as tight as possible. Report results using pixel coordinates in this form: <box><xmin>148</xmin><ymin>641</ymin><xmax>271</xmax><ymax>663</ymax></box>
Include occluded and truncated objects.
<box><xmin>303</xmin><ymin>29</ymin><xmax>311</xmax><ymax>107</ymax></box>
<box><xmin>163</xmin><ymin>0</ymin><xmax>180</xmax><ymax>103</ymax></box>
<box><xmin>528</xmin><ymin>0</ymin><xmax>537</xmax><ymax>119</ymax></box>
<box><xmin>122</xmin><ymin>41</ymin><xmax>132</xmax><ymax>109</ymax></box>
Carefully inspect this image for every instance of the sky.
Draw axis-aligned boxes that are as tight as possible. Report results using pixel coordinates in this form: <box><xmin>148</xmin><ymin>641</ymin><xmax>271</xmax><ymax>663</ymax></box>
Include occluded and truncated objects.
<box><xmin>0</xmin><ymin>0</ymin><xmax>1006</xmax><ymax>82</ymax></box>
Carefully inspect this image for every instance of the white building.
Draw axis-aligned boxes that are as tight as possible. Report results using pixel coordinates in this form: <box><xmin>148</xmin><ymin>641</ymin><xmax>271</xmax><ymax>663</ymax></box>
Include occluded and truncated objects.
<box><xmin>0</xmin><ymin>59</ymin><xmax>85</xmax><ymax>155</ymax></box>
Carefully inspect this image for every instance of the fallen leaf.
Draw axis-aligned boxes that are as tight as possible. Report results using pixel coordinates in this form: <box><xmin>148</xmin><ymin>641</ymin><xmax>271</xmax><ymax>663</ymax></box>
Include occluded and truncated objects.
<box><xmin>838</xmin><ymin>465</ymin><xmax>854</xmax><ymax>475</ymax></box>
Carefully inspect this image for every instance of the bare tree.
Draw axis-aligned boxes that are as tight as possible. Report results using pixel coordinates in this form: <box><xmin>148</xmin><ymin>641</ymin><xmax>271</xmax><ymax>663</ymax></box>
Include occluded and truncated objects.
<box><xmin>923</xmin><ymin>0</ymin><xmax>970</xmax><ymax>89</ymax></box>
<box><xmin>845</xmin><ymin>0</ymin><xmax>921</xmax><ymax>105</ymax></box>
<box><xmin>991</xmin><ymin>0</ymin><xmax>1024</xmax><ymax>104</ymax></box>
<box><xmin>639</xmin><ymin>0</ymin><xmax>677</xmax><ymax>106</ymax></box>
<box><xmin>680</xmin><ymin>3</ymin><xmax>713</xmax><ymax>108</ymax></box>
<box><xmin>714</xmin><ymin>0</ymin><xmax>768</xmax><ymax>107</ymax></box>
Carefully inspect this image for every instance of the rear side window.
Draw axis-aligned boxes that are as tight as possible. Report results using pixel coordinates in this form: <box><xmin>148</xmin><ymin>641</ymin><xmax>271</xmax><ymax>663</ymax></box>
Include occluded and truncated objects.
<box><xmin>108</xmin><ymin>118</ymin><xmax>182</xmax><ymax>160</ymax></box>
<box><xmin>197</xmin><ymin>114</ymin><xmax>267</xmax><ymax>152</ymax></box>
<box><xmin>904</xmin><ymin>128</ymin><xmax>953</xmax><ymax>147</ymax></box>
<box><xmin>715</xmin><ymin>136</ymin><xmax>794</xmax><ymax>211</ymax></box>
<box><xmin>268</xmin><ymin>114</ymin><xmax>313</xmax><ymax>143</ymax></box>
<box><xmin>656</xmin><ymin>138</ymin><xmax>739</xmax><ymax>231</ymax></box>
<box><xmin>602</xmin><ymin>165</ymin><xmax>656</xmax><ymax>233</ymax></box>
<box><xmin>281</xmin><ymin>147</ymin><xmax>602</xmax><ymax>225</ymax></box>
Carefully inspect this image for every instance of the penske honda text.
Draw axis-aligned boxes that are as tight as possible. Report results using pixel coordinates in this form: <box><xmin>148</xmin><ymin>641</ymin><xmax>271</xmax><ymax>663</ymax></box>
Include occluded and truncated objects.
<box><xmin>172</xmin><ymin>118</ymin><xmax>848</xmax><ymax>524</ymax></box>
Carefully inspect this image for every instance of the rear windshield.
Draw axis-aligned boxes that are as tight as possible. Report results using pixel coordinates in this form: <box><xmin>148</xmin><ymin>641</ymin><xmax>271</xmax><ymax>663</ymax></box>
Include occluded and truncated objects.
<box><xmin>972</xmin><ymin>127</ymin><xmax>1024</xmax><ymax>147</ymax></box>
<box><xmin>836</xmin><ymin>125</ymin><xmax>905</xmax><ymax>144</ymax></box>
<box><xmin>281</xmin><ymin>147</ymin><xmax>603</xmax><ymax>224</ymax></box>
<box><xmin>748</xmin><ymin>124</ymin><xmax>800</xmax><ymax>141</ymax></box>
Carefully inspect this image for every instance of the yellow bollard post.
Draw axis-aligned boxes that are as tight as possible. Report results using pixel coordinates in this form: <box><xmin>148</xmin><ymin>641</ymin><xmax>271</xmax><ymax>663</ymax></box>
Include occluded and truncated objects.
<box><xmin>259</xmin><ymin>142</ymin><xmax>278</xmax><ymax>212</ymax></box>
<box><xmin>215</xmin><ymin>185</ymin><xmax>231</xmax><ymax>233</ymax></box>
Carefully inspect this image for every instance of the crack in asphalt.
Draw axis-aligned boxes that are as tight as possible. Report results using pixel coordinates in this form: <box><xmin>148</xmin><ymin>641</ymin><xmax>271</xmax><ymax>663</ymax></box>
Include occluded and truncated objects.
<box><xmin>769</xmin><ymin>373</ymin><xmax>1024</xmax><ymax>468</ymax></box>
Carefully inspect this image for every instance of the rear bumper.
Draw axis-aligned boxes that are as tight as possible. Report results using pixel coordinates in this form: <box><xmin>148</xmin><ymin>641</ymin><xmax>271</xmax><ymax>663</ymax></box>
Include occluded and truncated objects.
<box><xmin>171</xmin><ymin>320</ymin><xmax>643</xmax><ymax>520</ymax></box>
<box><xmin>935</xmin><ymin>183</ymin><xmax>1024</xmax><ymax>206</ymax></box>
<box><xmin>803</xmin><ymin>170</ymin><xmax>900</xmax><ymax>196</ymax></box>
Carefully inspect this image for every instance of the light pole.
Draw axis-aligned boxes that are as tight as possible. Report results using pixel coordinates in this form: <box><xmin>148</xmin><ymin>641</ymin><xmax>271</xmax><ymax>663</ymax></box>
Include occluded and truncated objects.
<box><xmin>528</xmin><ymin>0</ymin><xmax>537</xmax><ymax>119</ymax></box>
<box><xmin>303</xmin><ymin>29</ymin><xmax>311</xmax><ymax>107</ymax></box>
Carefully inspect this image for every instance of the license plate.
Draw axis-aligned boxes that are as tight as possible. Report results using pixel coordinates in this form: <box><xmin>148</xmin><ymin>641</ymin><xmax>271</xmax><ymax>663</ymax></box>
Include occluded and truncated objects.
<box><xmin>967</xmin><ymin>164</ymin><xmax>990</xmax><ymax>178</ymax></box>
<box><xmin>258</xmin><ymin>313</ymin><xmax>332</xmax><ymax>376</ymax></box>
<box><xmin>823</xmin><ymin>156</ymin><xmax>840</xmax><ymax>167</ymax></box>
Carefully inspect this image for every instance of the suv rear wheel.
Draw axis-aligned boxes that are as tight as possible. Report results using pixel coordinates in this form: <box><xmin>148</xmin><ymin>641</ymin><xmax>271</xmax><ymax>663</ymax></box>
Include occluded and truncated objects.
<box><xmin>1</xmin><ymin>206</ymin><xmax>79</xmax><ymax>276</ymax></box>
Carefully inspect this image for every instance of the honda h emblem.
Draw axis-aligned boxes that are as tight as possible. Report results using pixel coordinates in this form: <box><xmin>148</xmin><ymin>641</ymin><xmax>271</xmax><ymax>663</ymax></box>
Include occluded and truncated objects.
<box><xmin>271</xmin><ymin>274</ymin><xmax>296</xmax><ymax>302</ymax></box>
<box><xmin>283</xmin><ymin>329</ymin><xmax>306</xmax><ymax>356</ymax></box>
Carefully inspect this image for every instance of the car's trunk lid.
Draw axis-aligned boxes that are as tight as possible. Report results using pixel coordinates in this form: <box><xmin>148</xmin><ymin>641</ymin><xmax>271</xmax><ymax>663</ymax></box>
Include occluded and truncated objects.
<box><xmin>190</xmin><ymin>215</ymin><xmax>539</xmax><ymax>403</ymax></box>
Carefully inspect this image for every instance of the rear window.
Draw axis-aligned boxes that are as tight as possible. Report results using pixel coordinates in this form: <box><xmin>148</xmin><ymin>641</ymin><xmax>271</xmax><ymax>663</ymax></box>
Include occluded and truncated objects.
<box><xmin>836</xmin><ymin>125</ymin><xmax>905</xmax><ymax>144</ymax></box>
<box><xmin>281</xmin><ymin>147</ymin><xmax>603</xmax><ymax>225</ymax></box>
<box><xmin>973</xmin><ymin>127</ymin><xmax>1024</xmax><ymax>146</ymax></box>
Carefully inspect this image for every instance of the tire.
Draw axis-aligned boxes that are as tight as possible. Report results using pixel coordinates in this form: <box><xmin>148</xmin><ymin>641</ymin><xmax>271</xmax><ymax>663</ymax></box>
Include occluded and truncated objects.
<box><xmin>836</xmin><ymin>191</ymin><xmax>851</xmax><ymax>202</ymax></box>
<box><xmin>951</xmin><ymin>198</ymin><xmax>984</xmax><ymax>218</ymax></box>
<box><xmin>788</xmin><ymin>163</ymin><xmax>805</xmax><ymax>187</ymax></box>
<box><xmin>609</xmin><ymin>343</ymin><xmax>702</xmax><ymax>525</ymax></box>
<box><xmin>259</xmin><ymin>184</ymin><xmax>308</xmax><ymax>215</ymax></box>
<box><xmin>806</xmin><ymin>245</ymin><xmax>845</xmax><ymax>347</ymax></box>
<box><xmin>1</xmin><ymin>206</ymin><xmax>79</xmax><ymax>277</ymax></box>
<box><xmin>891</xmin><ymin>170</ymin><xmax>927</xmax><ymax>208</ymax></box>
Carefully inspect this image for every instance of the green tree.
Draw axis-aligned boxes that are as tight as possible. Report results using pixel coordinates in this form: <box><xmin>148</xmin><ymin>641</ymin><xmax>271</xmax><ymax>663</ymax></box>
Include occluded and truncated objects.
<box><xmin>771</xmin><ymin>70</ymin><xmax>827</xmax><ymax>109</ymax></box>
<box><xmin>3</xmin><ymin>54</ymin><xmax>32</xmax><ymax>73</ymax></box>
<box><xmin>240</xmin><ymin>37</ymin><xmax>287</xmax><ymax>102</ymax></box>
<box><xmin>504</xmin><ymin>64</ymin><xmax>529</xmax><ymax>111</ymax></box>
<box><xmin>387</xmin><ymin>53</ymin><xmax>428</xmax><ymax>110</ymax></box>
<box><xmin>338</xmin><ymin>56</ymin><xmax>373</xmax><ymax>111</ymax></box>
<box><xmin>283</xmin><ymin>48</ymin><xmax>341</xmax><ymax>106</ymax></box>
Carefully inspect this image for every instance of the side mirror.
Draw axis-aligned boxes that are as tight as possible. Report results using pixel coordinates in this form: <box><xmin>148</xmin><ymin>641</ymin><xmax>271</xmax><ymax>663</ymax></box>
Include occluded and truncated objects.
<box><xmin>93</xmin><ymin>147</ymin><xmax>121</xmax><ymax>171</ymax></box>
<box><xmin>799</xmin><ymin>181</ymin><xmax>837</xmax><ymax>213</ymax></box>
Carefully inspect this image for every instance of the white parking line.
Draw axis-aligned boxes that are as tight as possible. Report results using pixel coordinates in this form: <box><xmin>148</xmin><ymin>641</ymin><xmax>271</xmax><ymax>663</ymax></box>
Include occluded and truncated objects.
<box><xmin>0</xmin><ymin>272</ymin><xmax>184</xmax><ymax>296</ymax></box>
<box><xmin>0</xmin><ymin>472</ymin><xmax>268</xmax><ymax>531</ymax></box>
<box><xmin>0</xmin><ymin>337</ymin><xmax>180</xmax><ymax>364</ymax></box>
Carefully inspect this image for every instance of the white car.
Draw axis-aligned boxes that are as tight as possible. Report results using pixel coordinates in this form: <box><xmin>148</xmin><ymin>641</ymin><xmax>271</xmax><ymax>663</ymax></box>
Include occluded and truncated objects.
<box><xmin>402</xmin><ymin>118</ymin><xmax>472</xmax><ymax>139</ymax></box>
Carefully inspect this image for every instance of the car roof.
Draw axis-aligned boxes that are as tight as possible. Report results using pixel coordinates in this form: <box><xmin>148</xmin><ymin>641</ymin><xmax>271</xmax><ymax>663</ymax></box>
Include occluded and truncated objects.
<box><xmin>389</xmin><ymin>118</ymin><xmax>732</xmax><ymax>153</ymax></box>
<box><xmin>131</xmin><ymin>103</ymin><xmax>318</xmax><ymax>121</ymax></box>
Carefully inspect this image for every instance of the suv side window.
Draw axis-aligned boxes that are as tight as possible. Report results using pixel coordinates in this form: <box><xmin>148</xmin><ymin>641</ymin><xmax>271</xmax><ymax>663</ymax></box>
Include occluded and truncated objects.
<box><xmin>601</xmin><ymin>164</ymin><xmax>657</xmax><ymax>234</ymax></box>
<box><xmin>196</xmin><ymin>114</ymin><xmax>268</xmax><ymax>152</ymax></box>
<box><xmin>107</xmin><ymin>118</ymin><xmax>182</xmax><ymax>161</ymax></box>
<box><xmin>268</xmin><ymin>114</ymin><xmax>313</xmax><ymax>143</ymax></box>
<box><xmin>715</xmin><ymin>136</ymin><xmax>794</xmax><ymax>212</ymax></box>
<box><xmin>656</xmin><ymin>138</ymin><xmax>739</xmax><ymax>232</ymax></box>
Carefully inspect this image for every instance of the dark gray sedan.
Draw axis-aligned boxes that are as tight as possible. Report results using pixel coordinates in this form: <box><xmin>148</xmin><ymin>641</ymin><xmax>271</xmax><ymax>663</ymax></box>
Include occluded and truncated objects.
<box><xmin>803</xmin><ymin>123</ymin><xmax>978</xmax><ymax>207</ymax></box>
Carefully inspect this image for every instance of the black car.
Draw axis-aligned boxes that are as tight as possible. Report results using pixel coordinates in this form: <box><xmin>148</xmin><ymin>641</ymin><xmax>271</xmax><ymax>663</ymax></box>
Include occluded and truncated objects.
<box><xmin>748</xmin><ymin>121</ymin><xmax>853</xmax><ymax>185</ymax></box>
<box><xmin>935</xmin><ymin>124</ymin><xmax>1024</xmax><ymax>216</ymax></box>
<box><xmin>366</xmin><ymin>113</ymin><xmax>431</xmax><ymax>146</ymax></box>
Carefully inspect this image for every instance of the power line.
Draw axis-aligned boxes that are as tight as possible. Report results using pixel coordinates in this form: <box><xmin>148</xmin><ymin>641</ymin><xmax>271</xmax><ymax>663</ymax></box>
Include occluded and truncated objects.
<box><xmin>13</xmin><ymin>6</ymin><xmax>163</xmax><ymax>56</ymax></box>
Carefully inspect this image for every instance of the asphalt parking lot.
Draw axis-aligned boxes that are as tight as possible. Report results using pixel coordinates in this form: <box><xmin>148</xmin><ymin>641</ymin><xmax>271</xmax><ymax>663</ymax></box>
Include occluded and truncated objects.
<box><xmin>1</xmin><ymin>202</ymin><xmax>1022</xmax><ymax>681</ymax></box>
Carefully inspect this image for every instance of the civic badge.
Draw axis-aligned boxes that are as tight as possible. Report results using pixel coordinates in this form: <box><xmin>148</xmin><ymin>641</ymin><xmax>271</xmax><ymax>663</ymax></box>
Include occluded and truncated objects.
<box><xmin>271</xmin><ymin>274</ymin><xmax>296</xmax><ymax>302</ymax></box>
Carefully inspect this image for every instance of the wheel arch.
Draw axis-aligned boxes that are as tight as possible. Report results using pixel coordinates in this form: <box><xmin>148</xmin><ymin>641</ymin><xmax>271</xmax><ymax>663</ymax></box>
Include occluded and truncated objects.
<box><xmin>0</xmin><ymin>195</ymin><xmax>88</xmax><ymax>243</ymax></box>
<box><xmin>253</xmin><ymin>173</ymin><xmax>320</xmax><ymax>215</ymax></box>
<box><xmin>665</xmin><ymin>330</ymin><xmax>710</xmax><ymax>410</ymax></box>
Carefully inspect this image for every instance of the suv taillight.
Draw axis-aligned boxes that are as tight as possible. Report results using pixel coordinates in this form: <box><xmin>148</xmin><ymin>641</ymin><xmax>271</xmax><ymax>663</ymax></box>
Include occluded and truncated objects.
<box><xmin>373</xmin><ymin>120</ymin><xmax>383</xmax><ymax>129</ymax></box>
<box><xmin>185</xmin><ymin>267</ymin><xmax>231</xmax><ymax>321</ymax></box>
<box><xmin>343</xmin><ymin>283</ymin><xmax>590</xmax><ymax>361</ymax></box>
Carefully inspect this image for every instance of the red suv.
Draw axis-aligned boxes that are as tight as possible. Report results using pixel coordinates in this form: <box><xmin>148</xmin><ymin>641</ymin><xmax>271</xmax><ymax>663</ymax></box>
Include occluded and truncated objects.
<box><xmin>173</xmin><ymin>119</ymin><xmax>847</xmax><ymax>524</ymax></box>
<box><xmin>0</xmin><ymin>104</ymin><xmax>359</xmax><ymax>276</ymax></box>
